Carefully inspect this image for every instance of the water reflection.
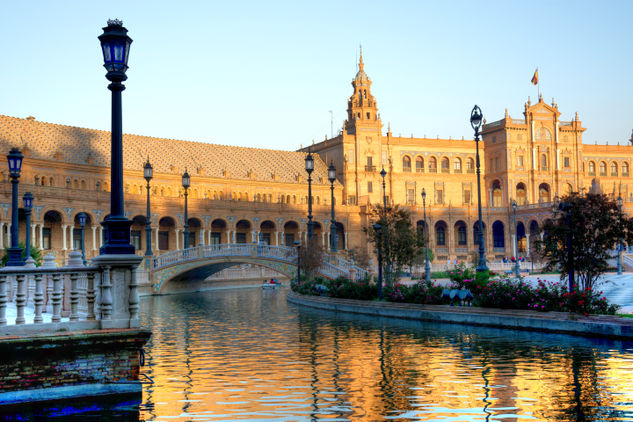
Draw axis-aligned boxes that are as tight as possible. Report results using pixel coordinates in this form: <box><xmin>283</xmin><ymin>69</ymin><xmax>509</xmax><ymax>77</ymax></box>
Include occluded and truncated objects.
<box><xmin>135</xmin><ymin>287</ymin><xmax>633</xmax><ymax>421</ymax></box>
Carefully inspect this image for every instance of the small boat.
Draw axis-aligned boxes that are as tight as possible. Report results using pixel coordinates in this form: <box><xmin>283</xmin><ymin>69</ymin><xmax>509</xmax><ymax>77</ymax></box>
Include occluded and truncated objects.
<box><xmin>262</xmin><ymin>278</ymin><xmax>282</xmax><ymax>289</ymax></box>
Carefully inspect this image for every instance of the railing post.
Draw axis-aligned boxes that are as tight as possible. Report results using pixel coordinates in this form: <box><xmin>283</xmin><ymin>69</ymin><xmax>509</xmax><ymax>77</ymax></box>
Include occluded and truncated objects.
<box><xmin>100</xmin><ymin>265</ymin><xmax>112</xmax><ymax>321</ymax></box>
<box><xmin>15</xmin><ymin>274</ymin><xmax>26</xmax><ymax>325</ymax></box>
<box><xmin>51</xmin><ymin>272</ymin><xmax>62</xmax><ymax>323</ymax></box>
<box><xmin>129</xmin><ymin>267</ymin><xmax>139</xmax><ymax>327</ymax></box>
<box><xmin>69</xmin><ymin>272</ymin><xmax>79</xmax><ymax>321</ymax></box>
<box><xmin>34</xmin><ymin>273</ymin><xmax>43</xmax><ymax>323</ymax></box>
<box><xmin>86</xmin><ymin>272</ymin><xmax>96</xmax><ymax>320</ymax></box>
<box><xmin>0</xmin><ymin>274</ymin><xmax>6</xmax><ymax>326</ymax></box>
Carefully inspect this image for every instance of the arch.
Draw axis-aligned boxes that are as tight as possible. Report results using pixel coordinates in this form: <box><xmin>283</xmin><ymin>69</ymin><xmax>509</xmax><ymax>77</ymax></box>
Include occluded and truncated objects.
<box><xmin>429</xmin><ymin>156</ymin><xmax>438</xmax><ymax>173</ymax></box>
<box><xmin>235</xmin><ymin>219</ymin><xmax>252</xmax><ymax>244</ymax></box>
<box><xmin>259</xmin><ymin>220</ymin><xmax>276</xmax><ymax>245</ymax></box>
<box><xmin>610</xmin><ymin>161</ymin><xmax>618</xmax><ymax>177</ymax></box>
<box><xmin>440</xmin><ymin>157</ymin><xmax>450</xmax><ymax>173</ymax></box>
<box><xmin>43</xmin><ymin>210</ymin><xmax>64</xmax><ymax>251</ymax></box>
<box><xmin>211</xmin><ymin>218</ymin><xmax>228</xmax><ymax>244</ymax></box>
<box><xmin>535</xmin><ymin>127</ymin><xmax>552</xmax><ymax>140</ymax></box>
<box><xmin>599</xmin><ymin>161</ymin><xmax>607</xmax><ymax>176</ymax></box>
<box><xmin>492</xmin><ymin>179</ymin><xmax>503</xmax><ymax>207</ymax></box>
<box><xmin>466</xmin><ymin>157</ymin><xmax>475</xmax><ymax>173</ymax></box>
<box><xmin>473</xmin><ymin>221</ymin><xmax>486</xmax><ymax>246</ymax></box>
<box><xmin>538</xmin><ymin>183</ymin><xmax>550</xmax><ymax>203</ymax></box>
<box><xmin>623</xmin><ymin>161</ymin><xmax>630</xmax><ymax>176</ymax></box>
<box><xmin>453</xmin><ymin>157</ymin><xmax>462</xmax><ymax>173</ymax></box>
<box><xmin>454</xmin><ymin>220</ymin><xmax>467</xmax><ymax>246</ymax></box>
<box><xmin>186</xmin><ymin>218</ymin><xmax>202</xmax><ymax>247</ymax></box>
<box><xmin>415</xmin><ymin>156</ymin><xmax>424</xmax><ymax>172</ymax></box>
<box><xmin>335</xmin><ymin>222</ymin><xmax>346</xmax><ymax>251</ymax></box>
<box><xmin>158</xmin><ymin>217</ymin><xmax>176</xmax><ymax>251</ymax></box>
<box><xmin>402</xmin><ymin>155</ymin><xmax>412</xmax><ymax>172</ymax></box>
<box><xmin>588</xmin><ymin>160</ymin><xmax>596</xmax><ymax>175</ymax></box>
<box><xmin>516</xmin><ymin>221</ymin><xmax>526</xmax><ymax>253</ymax></box>
<box><xmin>434</xmin><ymin>220</ymin><xmax>447</xmax><ymax>246</ymax></box>
<box><xmin>283</xmin><ymin>220</ymin><xmax>300</xmax><ymax>245</ymax></box>
<box><xmin>492</xmin><ymin>220</ymin><xmax>505</xmax><ymax>249</ymax></box>
<box><xmin>516</xmin><ymin>182</ymin><xmax>527</xmax><ymax>206</ymax></box>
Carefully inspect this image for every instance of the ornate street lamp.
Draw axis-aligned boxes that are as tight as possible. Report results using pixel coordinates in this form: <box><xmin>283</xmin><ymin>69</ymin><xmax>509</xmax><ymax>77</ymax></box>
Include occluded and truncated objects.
<box><xmin>305</xmin><ymin>150</ymin><xmax>314</xmax><ymax>239</ymax></box>
<box><xmin>6</xmin><ymin>148</ymin><xmax>24</xmax><ymax>266</ymax></box>
<box><xmin>471</xmin><ymin>105</ymin><xmax>488</xmax><ymax>272</ymax></box>
<box><xmin>23</xmin><ymin>192</ymin><xmax>33</xmax><ymax>265</ymax></box>
<box><xmin>617</xmin><ymin>195</ymin><xmax>623</xmax><ymax>275</ymax></box>
<box><xmin>144</xmin><ymin>158</ymin><xmax>153</xmax><ymax>256</ymax></box>
<box><xmin>422</xmin><ymin>189</ymin><xmax>431</xmax><ymax>284</ymax></box>
<box><xmin>373</xmin><ymin>223</ymin><xmax>383</xmax><ymax>300</ymax></box>
<box><xmin>511</xmin><ymin>200</ymin><xmax>520</xmax><ymax>278</ymax></box>
<box><xmin>98</xmin><ymin>19</ymin><xmax>134</xmax><ymax>255</ymax></box>
<box><xmin>294</xmin><ymin>240</ymin><xmax>301</xmax><ymax>284</ymax></box>
<box><xmin>78</xmin><ymin>212</ymin><xmax>87</xmax><ymax>265</ymax></box>
<box><xmin>328</xmin><ymin>162</ymin><xmax>337</xmax><ymax>252</ymax></box>
<box><xmin>182</xmin><ymin>170</ymin><xmax>191</xmax><ymax>249</ymax></box>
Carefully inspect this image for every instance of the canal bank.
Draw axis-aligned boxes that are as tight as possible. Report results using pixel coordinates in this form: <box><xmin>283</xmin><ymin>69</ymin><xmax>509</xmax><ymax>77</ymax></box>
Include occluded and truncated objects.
<box><xmin>287</xmin><ymin>291</ymin><xmax>633</xmax><ymax>339</ymax></box>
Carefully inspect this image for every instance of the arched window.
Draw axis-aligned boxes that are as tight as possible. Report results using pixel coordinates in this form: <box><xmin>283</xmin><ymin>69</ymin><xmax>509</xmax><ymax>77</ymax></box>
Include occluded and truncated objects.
<box><xmin>516</xmin><ymin>183</ymin><xmax>527</xmax><ymax>206</ymax></box>
<box><xmin>541</xmin><ymin>154</ymin><xmax>548</xmax><ymax>170</ymax></box>
<box><xmin>611</xmin><ymin>162</ymin><xmax>618</xmax><ymax>176</ymax></box>
<box><xmin>588</xmin><ymin>161</ymin><xmax>596</xmax><ymax>175</ymax></box>
<box><xmin>492</xmin><ymin>221</ymin><xmax>505</xmax><ymax>249</ymax></box>
<box><xmin>466</xmin><ymin>158</ymin><xmax>475</xmax><ymax>173</ymax></box>
<box><xmin>492</xmin><ymin>180</ymin><xmax>503</xmax><ymax>207</ymax></box>
<box><xmin>415</xmin><ymin>156</ymin><xmax>424</xmax><ymax>172</ymax></box>
<box><xmin>538</xmin><ymin>183</ymin><xmax>550</xmax><ymax>203</ymax></box>
<box><xmin>429</xmin><ymin>157</ymin><xmax>437</xmax><ymax>173</ymax></box>
<box><xmin>599</xmin><ymin>161</ymin><xmax>607</xmax><ymax>176</ymax></box>
<box><xmin>402</xmin><ymin>156</ymin><xmax>411</xmax><ymax>172</ymax></box>
<box><xmin>454</xmin><ymin>158</ymin><xmax>462</xmax><ymax>173</ymax></box>
<box><xmin>441</xmin><ymin>157</ymin><xmax>450</xmax><ymax>173</ymax></box>
<box><xmin>623</xmin><ymin>162</ymin><xmax>630</xmax><ymax>176</ymax></box>
<box><xmin>455</xmin><ymin>221</ymin><xmax>467</xmax><ymax>246</ymax></box>
<box><xmin>435</xmin><ymin>222</ymin><xmax>446</xmax><ymax>246</ymax></box>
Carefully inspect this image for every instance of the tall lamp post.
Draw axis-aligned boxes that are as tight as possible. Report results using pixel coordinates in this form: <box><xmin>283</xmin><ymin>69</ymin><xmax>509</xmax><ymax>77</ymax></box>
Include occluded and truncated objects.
<box><xmin>328</xmin><ymin>162</ymin><xmax>337</xmax><ymax>252</ymax></box>
<box><xmin>6</xmin><ymin>148</ymin><xmax>24</xmax><ymax>266</ymax></box>
<box><xmin>380</xmin><ymin>167</ymin><xmax>389</xmax><ymax>281</ymax></box>
<box><xmin>305</xmin><ymin>150</ymin><xmax>314</xmax><ymax>239</ymax></box>
<box><xmin>294</xmin><ymin>240</ymin><xmax>301</xmax><ymax>284</ymax></box>
<box><xmin>182</xmin><ymin>170</ymin><xmax>191</xmax><ymax>249</ymax></box>
<box><xmin>144</xmin><ymin>159</ymin><xmax>153</xmax><ymax>256</ymax></box>
<box><xmin>98</xmin><ymin>19</ymin><xmax>134</xmax><ymax>255</ymax></box>
<box><xmin>422</xmin><ymin>189</ymin><xmax>431</xmax><ymax>283</ymax></box>
<box><xmin>471</xmin><ymin>105</ymin><xmax>488</xmax><ymax>272</ymax></box>
<box><xmin>373</xmin><ymin>223</ymin><xmax>383</xmax><ymax>300</ymax></box>
<box><xmin>511</xmin><ymin>200</ymin><xmax>520</xmax><ymax>278</ymax></box>
<box><xmin>78</xmin><ymin>212</ymin><xmax>87</xmax><ymax>265</ymax></box>
<box><xmin>23</xmin><ymin>192</ymin><xmax>33</xmax><ymax>265</ymax></box>
<box><xmin>617</xmin><ymin>195</ymin><xmax>623</xmax><ymax>275</ymax></box>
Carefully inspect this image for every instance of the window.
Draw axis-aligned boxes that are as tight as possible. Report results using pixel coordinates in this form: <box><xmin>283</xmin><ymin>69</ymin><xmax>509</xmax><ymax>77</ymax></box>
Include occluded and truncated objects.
<box><xmin>366</xmin><ymin>112</ymin><xmax>370</xmax><ymax>119</ymax></box>
<box><xmin>261</xmin><ymin>233</ymin><xmax>271</xmax><ymax>245</ymax></box>
<box><xmin>457</xmin><ymin>225</ymin><xmax>467</xmax><ymax>245</ymax></box>
<box><xmin>489</xmin><ymin>159</ymin><xmax>494</xmax><ymax>171</ymax></box>
<box><xmin>441</xmin><ymin>158</ymin><xmax>449</xmax><ymax>173</ymax></box>
<box><xmin>211</xmin><ymin>232</ymin><xmax>221</xmax><ymax>245</ymax></box>
<box><xmin>564</xmin><ymin>157</ymin><xmax>570</xmax><ymax>168</ymax></box>
<box><xmin>588</xmin><ymin>161</ymin><xmax>596</xmax><ymax>175</ymax></box>
<box><xmin>43</xmin><ymin>228</ymin><xmax>51</xmax><ymax>250</ymax></box>
<box><xmin>367</xmin><ymin>181</ymin><xmax>373</xmax><ymax>193</ymax></box>
<box><xmin>436</xmin><ymin>225</ymin><xmax>446</xmax><ymax>246</ymax></box>
<box><xmin>407</xmin><ymin>189</ymin><xmax>415</xmax><ymax>205</ymax></box>
<box><xmin>541</xmin><ymin>154</ymin><xmax>548</xmax><ymax>170</ymax></box>
<box><xmin>131</xmin><ymin>230</ymin><xmax>141</xmax><ymax>250</ymax></box>
<box><xmin>429</xmin><ymin>157</ymin><xmax>437</xmax><ymax>173</ymax></box>
<box><xmin>416</xmin><ymin>156</ymin><xmax>424</xmax><ymax>172</ymax></box>
<box><xmin>611</xmin><ymin>162</ymin><xmax>618</xmax><ymax>176</ymax></box>
<box><xmin>366</xmin><ymin>156</ymin><xmax>372</xmax><ymax>167</ymax></box>
<box><xmin>599</xmin><ymin>162</ymin><xmax>607</xmax><ymax>176</ymax></box>
<box><xmin>518</xmin><ymin>155</ymin><xmax>524</xmax><ymax>168</ymax></box>
<box><xmin>466</xmin><ymin>158</ymin><xmax>475</xmax><ymax>173</ymax></box>
<box><xmin>624</xmin><ymin>162</ymin><xmax>630</xmax><ymax>176</ymax></box>
<box><xmin>454</xmin><ymin>158</ymin><xmax>462</xmax><ymax>172</ymax></box>
<box><xmin>365</xmin><ymin>156</ymin><xmax>375</xmax><ymax>171</ymax></box>
<box><xmin>435</xmin><ymin>189</ymin><xmax>443</xmax><ymax>204</ymax></box>
<box><xmin>402</xmin><ymin>156</ymin><xmax>411</xmax><ymax>172</ymax></box>
<box><xmin>72</xmin><ymin>229</ymin><xmax>81</xmax><ymax>250</ymax></box>
<box><xmin>463</xmin><ymin>189</ymin><xmax>471</xmax><ymax>204</ymax></box>
<box><xmin>159</xmin><ymin>231</ymin><xmax>169</xmax><ymax>250</ymax></box>
<box><xmin>284</xmin><ymin>233</ymin><xmax>294</xmax><ymax>245</ymax></box>
<box><xmin>236</xmin><ymin>232</ymin><xmax>247</xmax><ymax>243</ymax></box>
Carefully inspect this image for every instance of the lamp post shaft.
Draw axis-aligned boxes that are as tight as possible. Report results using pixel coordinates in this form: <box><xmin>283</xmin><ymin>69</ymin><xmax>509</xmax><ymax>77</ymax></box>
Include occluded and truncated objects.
<box><xmin>80</xmin><ymin>223</ymin><xmax>86</xmax><ymax>265</ymax></box>
<box><xmin>330</xmin><ymin>182</ymin><xmax>337</xmax><ymax>252</ymax></box>
<box><xmin>423</xmin><ymin>197</ymin><xmax>430</xmax><ymax>283</ymax></box>
<box><xmin>183</xmin><ymin>188</ymin><xmax>189</xmax><ymax>248</ymax></box>
<box><xmin>566</xmin><ymin>209</ymin><xmax>574</xmax><ymax>293</ymax></box>
<box><xmin>24</xmin><ymin>208</ymin><xmax>31</xmax><ymax>263</ymax></box>
<box><xmin>475</xmin><ymin>130</ymin><xmax>488</xmax><ymax>272</ymax></box>
<box><xmin>617</xmin><ymin>201</ymin><xmax>623</xmax><ymax>275</ymax></box>
<box><xmin>513</xmin><ymin>206</ymin><xmax>520</xmax><ymax>278</ymax></box>
<box><xmin>110</xmin><ymin>82</ymin><xmax>125</xmax><ymax>218</ymax></box>
<box><xmin>377</xmin><ymin>232</ymin><xmax>383</xmax><ymax>300</ymax></box>
<box><xmin>307</xmin><ymin>175</ymin><xmax>313</xmax><ymax>239</ymax></box>
<box><xmin>7</xmin><ymin>176</ymin><xmax>23</xmax><ymax>266</ymax></box>
<box><xmin>145</xmin><ymin>181</ymin><xmax>152</xmax><ymax>256</ymax></box>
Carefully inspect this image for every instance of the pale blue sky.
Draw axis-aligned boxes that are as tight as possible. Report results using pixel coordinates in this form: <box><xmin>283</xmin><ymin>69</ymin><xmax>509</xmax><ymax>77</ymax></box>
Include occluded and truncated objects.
<box><xmin>1</xmin><ymin>0</ymin><xmax>632</xmax><ymax>151</ymax></box>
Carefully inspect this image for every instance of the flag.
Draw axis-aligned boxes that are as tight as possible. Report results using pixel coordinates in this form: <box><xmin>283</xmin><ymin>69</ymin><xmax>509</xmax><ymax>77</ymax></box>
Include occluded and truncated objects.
<box><xmin>531</xmin><ymin>68</ymin><xmax>538</xmax><ymax>85</ymax></box>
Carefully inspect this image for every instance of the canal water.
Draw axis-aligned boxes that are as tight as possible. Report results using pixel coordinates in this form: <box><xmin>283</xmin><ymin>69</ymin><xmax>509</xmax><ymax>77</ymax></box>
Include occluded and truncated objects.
<box><xmin>135</xmin><ymin>287</ymin><xmax>633</xmax><ymax>421</ymax></box>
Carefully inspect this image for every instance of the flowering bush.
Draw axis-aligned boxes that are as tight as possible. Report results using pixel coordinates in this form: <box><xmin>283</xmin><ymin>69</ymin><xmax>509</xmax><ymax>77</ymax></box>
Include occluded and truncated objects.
<box><xmin>384</xmin><ymin>281</ymin><xmax>445</xmax><ymax>304</ymax></box>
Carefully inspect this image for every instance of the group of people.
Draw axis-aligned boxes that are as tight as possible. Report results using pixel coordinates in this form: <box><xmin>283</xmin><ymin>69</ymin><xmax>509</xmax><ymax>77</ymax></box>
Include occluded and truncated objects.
<box><xmin>503</xmin><ymin>256</ymin><xmax>527</xmax><ymax>263</ymax></box>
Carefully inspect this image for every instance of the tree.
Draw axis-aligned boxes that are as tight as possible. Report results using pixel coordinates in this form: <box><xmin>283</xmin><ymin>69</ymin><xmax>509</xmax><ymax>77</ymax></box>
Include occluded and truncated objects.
<box><xmin>534</xmin><ymin>192</ymin><xmax>633</xmax><ymax>292</ymax></box>
<box><xmin>299</xmin><ymin>236</ymin><xmax>325</xmax><ymax>280</ymax></box>
<box><xmin>2</xmin><ymin>242</ymin><xmax>43</xmax><ymax>267</ymax></box>
<box><xmin>364</xmin><ymin>205</ymin><xmax>422</xmax><ymax>285</ymax></box>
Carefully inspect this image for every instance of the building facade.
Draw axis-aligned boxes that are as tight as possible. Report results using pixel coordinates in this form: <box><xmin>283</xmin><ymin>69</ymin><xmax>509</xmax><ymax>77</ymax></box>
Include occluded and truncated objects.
<box><xmin>0</xmin><ymin>53</ymin><xmax>630</xmax><ymax>266</ymax></box>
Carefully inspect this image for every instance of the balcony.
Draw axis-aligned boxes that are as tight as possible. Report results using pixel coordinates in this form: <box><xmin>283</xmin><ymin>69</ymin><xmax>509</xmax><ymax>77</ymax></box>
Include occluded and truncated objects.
<box><xmin>365</xmin><ymin>165</ymin><xmax>376</xmax><ymax>172</ymax></box>
<box><xmin>441</xmin><ymin>168</ymin><xmax>449</xmax><ymax>173</ymax></box>
<box><xmin>416</xmin><ymin>168</ymin><xmax>424</xmax><ymax>173</ymax></box>
<box><xmin>429</xmin><ymin>168</ymin><xmax>437</xmax><ymax>173</ymax></box>
<box><xmin>466</xmin><ymin>168</ymin><xmax>475</xmax><ymax>174</ymax></box>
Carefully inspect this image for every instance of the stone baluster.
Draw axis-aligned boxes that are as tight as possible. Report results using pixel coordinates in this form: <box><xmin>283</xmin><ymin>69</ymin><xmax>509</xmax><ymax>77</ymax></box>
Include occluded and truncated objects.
<box><xmin>51</xmin><ymin>272</ymin><xmax>62</xmax><ymax>323</ymax></box>
<box><xmin>86</xmin><ymin>272</ymin><xmax>96</xmax><ymax>320</ymax></box>
<box><xmin>15</xmin><ymin>274</ymin><xmax>26</xmax><ymax>324</ymax></box>
<box><xmin>33</xmin><ymin>273</ymin><xmax>44</xmax><ymax>323</ymax></box>
<box><xmin>0</xmin><ymin>274</ymin><xmax>7</xmax><ymax>326</ymax></box>
<box><xmin>100</xmin><ymin>266</ymin><xmax>112</xmax><ymax>321</ymax></box>
<box><xmin>69</xmin><ymin>272</ymin><xmax>79</xmax><ymax>321</ymax></box>
<box><xmin>129</xmin><ymin>268</ymin><xmax>139</xmax><ymax>324</ymax></box>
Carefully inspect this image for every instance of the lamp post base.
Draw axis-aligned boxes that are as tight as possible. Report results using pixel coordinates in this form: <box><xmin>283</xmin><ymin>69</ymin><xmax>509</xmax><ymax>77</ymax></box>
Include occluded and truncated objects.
<box><xmin>6</xmin><ymin>247</ymin><xmax>24</xmax><ymax>267</ymax></box>
<box><xmin>100</xmin><ymin>217</ymin><xmax>135</xmax><ymax>255</ymax></box>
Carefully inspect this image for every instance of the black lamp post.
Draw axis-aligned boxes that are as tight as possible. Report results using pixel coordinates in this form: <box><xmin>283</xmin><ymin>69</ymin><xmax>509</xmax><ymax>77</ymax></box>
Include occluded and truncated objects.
<box><xmin>617</xmin><ymin>195</ymin><xmax>623</xmax><ymax>275</ymax></box>
<box><xmin>78</xmin><ymin>212</ymin><xmax>87</xmax><ymax>265</ymax></box>
<box><xmin>6</xmin><ymin>148</ymin><xmax>24</xmax><ymax>266</ymax></box>
<box><xmin>328</xmin><ymin>162</ymin><xmax>337</xmax><ymax>252</ymax></box>
<box><xmin>182</xmin><ymin>170</ymin><xmax>191</xmax><ymax>249</ymax></box>
<box><xmin>98</xmin><ymin>19</ymin><xmax>134</xmax><ymax>255</ymax></box>
<box><xmin>144</xmin><ymin>158</ymin><xmax>153</xmax><ymax>256</ymax></box>
<box><xmin>373</xmin><ymin>223</ymin><xmax>383</xmax><ymax>300</ymax></box>
<box><xmin>422</xmin><ymin>189</ymin><xmax>431</xmax><ymax>284</ymax></box>
<box><xmin>511</xmin><ymin>200</ymin><xmax>520</xmax><ymax>278</ymax></box>
<box><xmin>305</xmin><ymin>150</ymin><xmax>314</xmax><ymax>239</ymax></box>
<box><xmin>471</xmin><ymin>105</ymin><xmax>488</xmax><ymax>272</ymax></box>
<box><xmin>294</xmin><ymin>240</ymin><xmax>301</xmax><ymax>284</ymax></box>
<box><xmin>23</xmin><ymin>191</ymin><xmax>33</xmax><ymax>265</ymax></box>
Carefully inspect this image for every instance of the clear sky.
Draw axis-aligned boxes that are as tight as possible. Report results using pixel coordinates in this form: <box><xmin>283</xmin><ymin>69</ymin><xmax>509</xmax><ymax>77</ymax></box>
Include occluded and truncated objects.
<box><xmin>1</xmin><ymin>0</ymin><xmax>632</xmax><ymax>151</ymax></box>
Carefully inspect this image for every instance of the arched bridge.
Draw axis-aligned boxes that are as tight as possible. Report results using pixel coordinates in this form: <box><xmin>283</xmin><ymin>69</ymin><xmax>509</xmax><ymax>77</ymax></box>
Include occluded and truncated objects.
<box><xmin>149</xmin><ymin>244</ymin><xmax>367</xmax><ymax>293</ymax></box>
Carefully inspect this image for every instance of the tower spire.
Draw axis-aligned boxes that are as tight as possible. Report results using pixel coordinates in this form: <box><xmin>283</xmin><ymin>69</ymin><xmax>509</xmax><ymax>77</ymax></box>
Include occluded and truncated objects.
<box><xmin>359</xmin><ymin>45</ymin><xmax>364</xmax><ymax>72</ymax></box>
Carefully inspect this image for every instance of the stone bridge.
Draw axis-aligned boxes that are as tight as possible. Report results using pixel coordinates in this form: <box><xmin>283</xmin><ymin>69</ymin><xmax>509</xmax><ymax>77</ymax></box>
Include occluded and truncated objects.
<box><xmin>149</xmin><ymin>244</ymin><xmax>367</xmax><ymax>293</ymax></box>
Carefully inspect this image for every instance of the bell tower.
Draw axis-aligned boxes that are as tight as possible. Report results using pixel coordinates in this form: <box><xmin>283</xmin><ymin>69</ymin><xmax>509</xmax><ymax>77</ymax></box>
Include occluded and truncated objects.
<box><xmin>344</xmin><ymin>49</ymin><xmax>382</xmax><ymax>135</ymax></box>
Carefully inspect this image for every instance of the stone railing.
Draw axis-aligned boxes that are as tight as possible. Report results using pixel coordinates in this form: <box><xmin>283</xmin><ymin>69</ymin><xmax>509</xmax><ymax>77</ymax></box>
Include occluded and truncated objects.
<box><xmin>0</xmin><ymin>251</ymin><xmax>142</xmax><ymax>336</ymax></box>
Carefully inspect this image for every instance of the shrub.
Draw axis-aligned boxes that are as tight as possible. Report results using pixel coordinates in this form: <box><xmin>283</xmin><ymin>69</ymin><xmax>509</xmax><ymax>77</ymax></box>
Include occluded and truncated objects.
<box><xmin>384</xmin><ymin>281</ymin><xmax>445</xmax><ymax>304</ymax></box>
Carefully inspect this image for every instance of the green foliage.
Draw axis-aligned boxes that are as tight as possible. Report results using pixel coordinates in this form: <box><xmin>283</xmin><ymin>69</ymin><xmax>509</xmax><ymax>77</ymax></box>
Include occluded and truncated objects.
<box><xmin>383</xmin><ymin>281</ymin><xmax>445</xmax><ymax>304</ymax></box>
<box><xmin>291</xmin><ymin>276</ymin><xmax>377</xmax><ymax>300</ymax></box>
<box><xmin>1</xmin><ymin>242</ymin><xmax>42</xmax><ymax>267</ymax></box>
<box><xmin>298</xmin><ymin>236</ymin><xmax>325</xmax><ymax>280</ymax></box>
<box><xmin>534</xmin><ymin>192</ymin><xmax>633</xmax><ymax>292</ymax></box>
<box><xmin>364</xmin><ymin>205</ymin><xmax>422</xmax><ymax>285</ymax></box>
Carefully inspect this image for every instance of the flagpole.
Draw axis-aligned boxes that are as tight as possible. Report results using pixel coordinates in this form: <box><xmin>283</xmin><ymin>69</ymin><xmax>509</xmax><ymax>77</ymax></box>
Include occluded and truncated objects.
<box><xmin>537</xmin><ymin>67</ymin><xmax>540</xmax><ymax>99</ymax></box>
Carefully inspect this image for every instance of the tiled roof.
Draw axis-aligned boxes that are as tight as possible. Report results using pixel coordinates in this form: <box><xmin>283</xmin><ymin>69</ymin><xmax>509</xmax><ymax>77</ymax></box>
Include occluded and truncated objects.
<box><xmin>0</xmin><ymin>115</ymin><xmax>331</xmax><ymax>184</ymax></box>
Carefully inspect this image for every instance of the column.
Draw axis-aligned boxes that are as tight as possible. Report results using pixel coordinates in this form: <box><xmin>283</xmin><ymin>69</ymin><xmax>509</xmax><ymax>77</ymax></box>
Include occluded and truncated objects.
<box><xmin>31</xmin><ymin>223</ymin><xmax>36</xmax><ymax>246</ymax></box>
<box><xmin>0</xmin><ymin>222</ymin><xmax>4</xmax><ymax>249</ymax></box>
<box><xmin>275</xmin><ymin>231</ymin><xmax>279</xmax><ymax>246</ymax></box>
<box><xmin>322</xmin><ymin>231</ymin><xmax>326</xmax><ymax>248</ymax></box>
<box><xmin>298</xmin><ymin>231</ymin><xmax>302</xmax><ymax>244</ymax></box>
<box><xmin>62</xmin><ymin>224</ymin><xmax>68</xmax><ymax>250</ymax></box>
<box><xmin>512</xmin><ymin>234</ymin><xmax>517</xmax><ymax>258</ymax></box>
<box><xmin>92</xmin><ymin>226</ymin><xmax>97</xmax><ymax>250</ymax></box>
<box><xmin>326</xmin><ymin>232</ymin><xmax>330</xmax><ymax>249</ymax></box>
<box><xmin>344</xmin><ymin>234</ymin><xmax>348</xmax><ymax>250</ymax></box>
<box><xmin>99</xmin><ymin>227</ymin><xmax>104</xmax><ymax>248</ymax></box>
<box><xmin>199</xmin><ymin>229</ymin><xmax>205</xmax><ymax>246</ymax></box>
<box><xmin>155</xmin><ymin>227</ymin><xmax>159</xmax><ymax>251</ymax></box>
<box><xmin>232</xmin><ymin>231</ymin><xmax>236</xmax><ymax>243</ymax></box>
<box><xmin>6</xmin><ymin>224</ymin><xmax>11</xmax><ymax>249</ymax></box>
<box><xmin>207</xmin><ymin>229</ymin><xmax>211</xmax><ymax>245</ymax></box>
<box><xmin>251</xmin><ymin>230</ymin><xmax>256</xmax><ymax>243</ymax></box>
<box><xmin>280</xmin><ymin>231</ymin><xmax>284</xmax><ymax>246</ymax></box>
<box><xmin>526</xmin><ymin>234</ymin><xmax>531</xmax><ymax>257</ymax></box>
<box><xmin>175</xmin><ymin>229</ymin><xmax>180</xmax><ymax>250</ymax></box>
